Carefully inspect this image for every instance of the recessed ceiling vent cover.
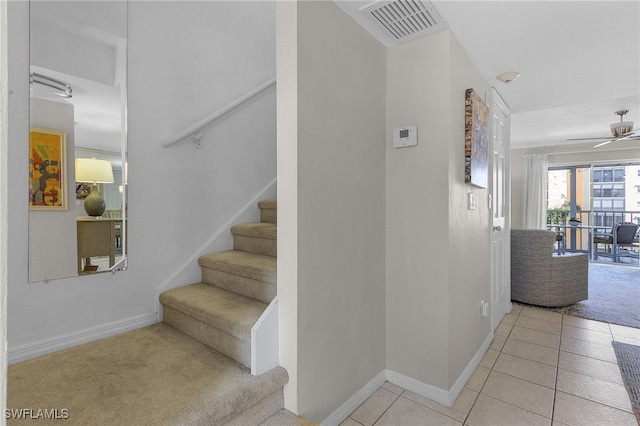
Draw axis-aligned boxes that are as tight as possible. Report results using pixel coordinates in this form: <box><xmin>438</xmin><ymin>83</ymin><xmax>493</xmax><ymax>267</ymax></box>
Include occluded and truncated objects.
<box><xmin>360</xmin><ymin>0</ymin><xmax>446</xmax><ymax>44</ymax></box>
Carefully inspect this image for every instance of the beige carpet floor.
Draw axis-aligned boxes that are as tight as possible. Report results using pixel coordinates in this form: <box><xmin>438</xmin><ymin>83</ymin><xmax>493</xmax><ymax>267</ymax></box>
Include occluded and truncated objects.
<box><xmin>7</xmin><ymin>324</ymin><xmax>288</xmax><ymax>425</ymax></box>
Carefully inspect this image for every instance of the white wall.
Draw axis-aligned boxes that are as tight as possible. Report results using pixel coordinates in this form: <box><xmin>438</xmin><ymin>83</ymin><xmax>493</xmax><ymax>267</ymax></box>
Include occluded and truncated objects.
<box><xmin>446</xmin><ymin>34</ymin><xmax>493</xmax><ymax>386</ymax></box>
<box><xmin>28</xmin><ymin>98</ymin><xmax>77</xmax><ymax>282</ymax></box>
<box><xmin>7</xmin><ymin>1</ymin><xmax>276</xmax><ymax>358</ymax></box>
<box><xmin>31</xmin><ymin>14</ymin><xmax>117</xmax><ymax>86</ymax></box>
<box><xmin>278</xmin><ymin>5</ymin><xmax>494</xmax><ymax>419</ymax></box>
<box><xmin>1</xmin><ymin>0</ymin><xmax>9</xmax><ymax>420</ymax></box>
<box><xmin>278</xmin><ymin>1</ymin><xmax>387</xmax><ymax>421</ymax></box>
<box><xmin>386</xmin><ymin>32</ymin><xmax>451</xmax><ymax>389</ymax></box>
<box><xmin>276</xmin><ymin>0</ymin><xmax>299</xmax><ymax>415</ymax></box>
<box><xmin>511</xmin><ymin>143</ymin><xmax>640</xmax><ymax>229</ymax></box>
<box><xmin>386</xmin><ymin>30</ymin><xmax>492</xmax><ymax>390</ymax></box>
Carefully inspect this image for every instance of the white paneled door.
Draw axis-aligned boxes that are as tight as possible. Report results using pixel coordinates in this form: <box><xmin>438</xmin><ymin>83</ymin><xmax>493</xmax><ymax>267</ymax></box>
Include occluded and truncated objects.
<box><xmin>491</xmin><ymin>89</ymin><xmax>511</xmax><ymax>330</ymax></box>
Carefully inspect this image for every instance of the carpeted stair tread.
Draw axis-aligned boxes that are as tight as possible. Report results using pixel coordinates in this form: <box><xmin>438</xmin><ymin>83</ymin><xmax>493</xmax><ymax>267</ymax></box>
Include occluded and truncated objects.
<box><xmin>160</xmin><ymin>283</ymin><xmax>267</xmax><ymax>341</ymax></box>
<box><xmin>231</xmin><ymin>222</ymin><xmax>277</xmax><ymax>240</ymax></box>
<box><xmin>199</xmin><ymin>250</ymin><xmax>276</xmax><ymax>284</ymax></box>
<box><xmin>7</xmin><ymin>323</ymin><xmax>288</xmax><ymax>426</ymax></box>
<box><xmin>258</xmin><ymin>198</ymin><xmax>277</xmax><ymax>211</ymax></box>
<box><xmin>258</xmin><ymin>199</ymin><xmax>277</xmax><ymax>224</ymax></box>
<box><xmin>202</xmin><ymin>267</ymin><xmax>276</xmax><ymax>304</ymax></box>
<box><xmin>232</xmin><ymin>222</ymin><xmax>277</xmax><ymax>257</ymax></box>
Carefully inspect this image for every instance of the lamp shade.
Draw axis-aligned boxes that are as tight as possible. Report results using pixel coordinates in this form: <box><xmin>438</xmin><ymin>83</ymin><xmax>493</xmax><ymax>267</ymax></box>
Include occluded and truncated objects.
<box><xmin>75</xmin><ymin>158</ymin><xmax>114</xmax><ymax>183</ymax></box>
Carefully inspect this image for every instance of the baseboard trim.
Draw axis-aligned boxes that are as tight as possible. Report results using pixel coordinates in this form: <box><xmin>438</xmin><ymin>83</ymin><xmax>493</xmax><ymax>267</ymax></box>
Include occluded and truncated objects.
<box><xmin>8</xmin><ymin>313</ymin><xmax>157</xmax><ymax>365</ymax></box>
<box><xmin>155</xmin><ymin>178</ymin><xmax>277</xmax><ymax>321</ymax></box>
<box><xmin>446</xmin><ymin>330</ymin><xmax>494</xmax><ymax>405</ymax></box>
<box><xmin>320</xmin><ymin>370</ymin><xmax>386</xmax><ymax>426</ymax></box>
<box><xmin>321</xmin><ymin>331</ymin><xmax>494</xmax><ymax>425</ymax></box>
<box><xmin>385</xmin><ymin>369</ymin><xmax>450</xmax><ymax>405</ymax></box>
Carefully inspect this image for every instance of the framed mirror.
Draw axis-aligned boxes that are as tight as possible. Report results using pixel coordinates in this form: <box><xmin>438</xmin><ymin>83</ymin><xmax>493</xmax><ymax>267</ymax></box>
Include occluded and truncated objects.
<box><xmin>28</xmin><ymin>1</ymin><xmax>128</xmax><ymax>282</ymax></box>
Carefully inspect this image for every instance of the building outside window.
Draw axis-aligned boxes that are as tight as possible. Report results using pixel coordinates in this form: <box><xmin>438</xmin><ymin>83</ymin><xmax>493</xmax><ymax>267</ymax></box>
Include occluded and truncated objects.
<box><xmin>547</xmin><ymin>163</ymin><xmax>640</xmax><ymax>256</ymax></box>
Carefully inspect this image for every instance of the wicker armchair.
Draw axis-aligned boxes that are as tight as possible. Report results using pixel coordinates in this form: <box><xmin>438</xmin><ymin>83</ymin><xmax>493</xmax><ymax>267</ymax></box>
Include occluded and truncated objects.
<box><xmin>511</xmin><ymin>229</ymin><xmax>588</xmax><ymax>307</ymax></box>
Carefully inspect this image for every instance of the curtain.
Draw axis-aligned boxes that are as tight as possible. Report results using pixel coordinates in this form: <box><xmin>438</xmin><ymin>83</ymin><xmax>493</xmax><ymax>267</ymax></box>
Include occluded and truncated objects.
<box><xmin>522</xmin><ymin>153</ymin><xmax>548</xmax><ymax>229</ymax></box>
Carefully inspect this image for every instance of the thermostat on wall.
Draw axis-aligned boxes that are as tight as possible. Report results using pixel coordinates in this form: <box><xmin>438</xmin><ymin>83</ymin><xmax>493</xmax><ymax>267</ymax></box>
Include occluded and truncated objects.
<box><xmin>393</xmin><ymin>125</ymin><xmax>417</xmax><ymax>148</ymax></box>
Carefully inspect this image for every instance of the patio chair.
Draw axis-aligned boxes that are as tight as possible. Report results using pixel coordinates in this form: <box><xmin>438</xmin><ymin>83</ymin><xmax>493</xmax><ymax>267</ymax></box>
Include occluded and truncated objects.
<box><xmin>593</xmin><ymin>222</ymin><xmax>640</xmax><ymax>263</ymax></box>
<box><xmin>511</xmin><ymin>229</ymin><xmax>588</xmax><ymax>307</ymax></box>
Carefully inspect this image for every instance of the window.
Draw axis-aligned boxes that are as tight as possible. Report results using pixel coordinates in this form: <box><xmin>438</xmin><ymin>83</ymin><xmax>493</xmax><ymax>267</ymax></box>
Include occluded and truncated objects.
<box><xmin>549</xmin><ymin>163</ymin><xmax>639</xmax><ymax>226</ymax></box>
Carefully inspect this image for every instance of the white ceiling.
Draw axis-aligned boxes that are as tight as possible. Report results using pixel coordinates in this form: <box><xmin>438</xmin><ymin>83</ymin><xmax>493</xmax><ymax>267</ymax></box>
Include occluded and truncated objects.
<box><xmin>33</xmin><ymin>1</ymin><xmax>640</xmax><ymax>153</ymax></box>
<box><xmin>338</xmin><ymin>0</ymin><xmax>640</xmax><ymax>150</ymax></box>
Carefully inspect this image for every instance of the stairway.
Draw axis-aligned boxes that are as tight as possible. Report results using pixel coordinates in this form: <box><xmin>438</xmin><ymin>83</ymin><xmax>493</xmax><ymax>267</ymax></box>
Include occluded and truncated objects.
<box><xmin>159</xmin><ymin>199</ymin><xmax>298</xmax><ymax>425</ymax></box>
<box><xmin>8</xmin><ymin>199</ymin><xmax>312</xmax><ymax>425</ymax></box>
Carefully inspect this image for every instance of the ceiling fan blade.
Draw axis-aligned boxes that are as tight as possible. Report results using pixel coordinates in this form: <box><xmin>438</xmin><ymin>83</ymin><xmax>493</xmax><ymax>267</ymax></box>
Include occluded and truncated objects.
<box><xmin>593</xmin><ymin>134</ymin><xmax>640</xmax><ymax>148</ymax></box>
<box><xmin>593</xmin><ymin>139</ymin><xmax>614</xmax><ymax>148</ymax></box>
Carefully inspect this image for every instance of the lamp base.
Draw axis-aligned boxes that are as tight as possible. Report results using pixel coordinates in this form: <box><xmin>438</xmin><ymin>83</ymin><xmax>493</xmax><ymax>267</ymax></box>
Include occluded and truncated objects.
<box><xmin>84</xmin><ymin>184</ymin><xmax>106</xmax><ymax>217</ymax></box>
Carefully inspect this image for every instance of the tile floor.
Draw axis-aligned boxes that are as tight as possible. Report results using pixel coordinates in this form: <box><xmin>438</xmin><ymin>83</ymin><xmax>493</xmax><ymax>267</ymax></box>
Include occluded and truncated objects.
<box><xmin>341</xmin><ymin>304</ymin><xmax>639</xmax><ymax>426</ymax></box>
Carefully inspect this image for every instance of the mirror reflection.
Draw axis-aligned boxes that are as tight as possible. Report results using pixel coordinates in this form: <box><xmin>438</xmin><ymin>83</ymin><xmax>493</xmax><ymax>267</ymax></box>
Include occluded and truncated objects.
<box><xmin>28</xmin><ymin>1</ymin><xmax>127</xmax><ymax>282</ymax></box>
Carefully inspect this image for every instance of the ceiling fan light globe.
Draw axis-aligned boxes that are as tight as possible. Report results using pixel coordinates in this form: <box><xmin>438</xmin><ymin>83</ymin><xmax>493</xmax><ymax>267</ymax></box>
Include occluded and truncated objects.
<box><xmin>611</xmin><ymin>121</ymin><xmax>634</xmax><ymax>137</ymax></box>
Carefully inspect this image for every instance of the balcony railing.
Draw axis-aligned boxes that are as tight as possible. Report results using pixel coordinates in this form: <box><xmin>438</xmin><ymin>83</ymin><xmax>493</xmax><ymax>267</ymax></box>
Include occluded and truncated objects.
<box><xmin>547</xmin><ymin>209</ymin><xmax>640</xmax><ymax>264</ymax></box>
<box><xmin>547</xmin><ymin>209</ymin><xmax>640</xmax><ymax>228</ymax></box>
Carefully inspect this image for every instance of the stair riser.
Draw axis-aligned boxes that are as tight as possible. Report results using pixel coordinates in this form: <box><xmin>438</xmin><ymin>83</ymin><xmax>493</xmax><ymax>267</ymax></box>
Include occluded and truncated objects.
<box><xmin>202</xmin><ymin>268</ymin><xmax>276</xmax><ymax>304</ymax></box>
<box><xmin>163</xmin><ymin>306</ymin><xmax>251</xmax><ymax>368</ymax></box>
<box><xmin>222</xmin><ymin>388</ymin><xmax>283</xmax><ymax>426</ymax></box>
<box><xmin>260</xmin><ymin>209</ymin><xmax>277</xmax><ymax>224</ymax></box>
<box><xmin>199</xmin><ymin>256</ymin><xmax>277</xmax><ymax>284</ymax></box>
<box><xmin>234</xmin><ymin>235</ymin><xmax>276</xmax><ymax>257</ymax></box>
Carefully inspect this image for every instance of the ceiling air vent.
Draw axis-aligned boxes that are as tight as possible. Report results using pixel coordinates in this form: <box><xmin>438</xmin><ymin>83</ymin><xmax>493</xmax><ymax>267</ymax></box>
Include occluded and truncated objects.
<box><xmin>360</xmin><ymin>0</ymin><xmax>446</xmax><ymax>44</ymax></box>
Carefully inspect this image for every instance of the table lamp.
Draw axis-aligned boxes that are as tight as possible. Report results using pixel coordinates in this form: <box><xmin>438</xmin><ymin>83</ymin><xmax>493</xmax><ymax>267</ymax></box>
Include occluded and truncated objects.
<box><xmin>75</xmin><ymin>158</ymin><xmax>114</xmax><ymax>217</ymax></box>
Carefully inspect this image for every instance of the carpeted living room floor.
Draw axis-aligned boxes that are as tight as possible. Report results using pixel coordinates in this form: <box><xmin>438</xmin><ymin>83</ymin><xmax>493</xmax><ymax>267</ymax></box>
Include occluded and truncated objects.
<box><xmin>519</xmin><ymin>262</ymin><xmax>640</xmax><ymax>329</ymax></box>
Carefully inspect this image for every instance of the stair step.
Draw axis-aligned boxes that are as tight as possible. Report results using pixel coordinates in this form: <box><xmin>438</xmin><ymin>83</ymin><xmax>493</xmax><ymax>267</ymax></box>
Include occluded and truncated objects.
<box><xmin>199</xmin><ymin>250</ymin><xmax>276</xmax><ymax>285</ymax></box>
<box><xmin>232</xmin><ymin>222</ymin><xmax>277</xmax><ymax>257</ymax></box>
<box><xmin>7</xmin><ymin>324</ymin><xmax>288</xmax><ymax>425</ymax></box>
<box><xmin>258</xmin><ymin>198</ymin><xmax>277</xmax><ymax>224</ymax></box>
<box><xmin>202</xmin><ymin>267</ymin><xmax>276</xmax><ymax>304</ymax></box>
<box><xmin>160</xmin><ymin>284</ymin><xmax>267</xmax><ymax>367</ymax></box>
<box><xmin>232</xmin><ymin>222</ymin><xmax>277</xmax><ymax>240</ymax></box>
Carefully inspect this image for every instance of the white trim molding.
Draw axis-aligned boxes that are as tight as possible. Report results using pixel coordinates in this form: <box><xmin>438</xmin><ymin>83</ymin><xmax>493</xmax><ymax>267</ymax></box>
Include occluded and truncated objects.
<box><xmin>8</xmin><ymin>313</ymin><xmax>157</xmax><ymax>365</ymax></box>
<box><xmin>320</xmin><ymin>370</ymin><xmax>387</xmax><ymax>426</ymax></box>
<box><xmin>442</xmin><ymin>331</ymin><xmax>494</xmax><ymax>406</ymax></box>
<box><xmin>321</xmin><ymin>331</ymin><xmax>494</xmax><ymax>425</ymax></box>
<box><xmin>251</xmin><ymin>295</ymin><xmax>279</xmax><ymax>376</ymax></box>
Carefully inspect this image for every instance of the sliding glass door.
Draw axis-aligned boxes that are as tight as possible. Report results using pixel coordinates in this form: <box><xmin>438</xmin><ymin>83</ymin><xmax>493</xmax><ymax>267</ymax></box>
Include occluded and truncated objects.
<box><xmin>547</xmin><ymin>163</ymin><xmax>640</xmax><ymax>263</ymax></box>
<box><xmin>547</xmin><ymin>165</ymin><xmax>592</xmax><ymax>254</ymax></box>
<box><xmin>592</xmin><ymin>165</ymin><xmax>637</xmax><ymax>227</ymax></box>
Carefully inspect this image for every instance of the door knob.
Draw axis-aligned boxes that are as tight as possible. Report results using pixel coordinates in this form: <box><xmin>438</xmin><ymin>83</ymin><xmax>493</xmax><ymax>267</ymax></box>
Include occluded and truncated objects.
<box><xmin>493</xmin><ymin>226</ymin><xmax>502</xmax><ymax>232</ymax></box>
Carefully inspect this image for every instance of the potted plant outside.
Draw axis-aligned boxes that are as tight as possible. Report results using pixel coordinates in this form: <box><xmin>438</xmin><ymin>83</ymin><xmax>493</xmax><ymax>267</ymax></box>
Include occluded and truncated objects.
<box><xmin>568</xmin><ymin>217</ymin><xmax>581</xmax><ymax>226</ymax></box>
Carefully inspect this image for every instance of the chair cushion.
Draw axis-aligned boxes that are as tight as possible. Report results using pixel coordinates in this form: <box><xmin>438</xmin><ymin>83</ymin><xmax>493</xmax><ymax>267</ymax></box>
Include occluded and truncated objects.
<box><xmin>594</xmin><ymin>235</ymin><xmax>612</xmax><ymax>244</ymax></box>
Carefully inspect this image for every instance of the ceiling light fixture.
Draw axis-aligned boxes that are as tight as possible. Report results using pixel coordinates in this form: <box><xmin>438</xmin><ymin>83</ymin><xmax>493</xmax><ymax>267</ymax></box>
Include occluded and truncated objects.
<box><xmin>30</xmin><ymin>72</ymin><xmax>73</xmax><ymax>98</ymax></box>
<box><xmin>496</xmin><ymin>71</ymin><xmax>520</xmax><ymax>84</ymax></box>
<box><xmin>610</xmin><ymin>110</ymin><xmax>633</xmax><ymax>138</ymax></box>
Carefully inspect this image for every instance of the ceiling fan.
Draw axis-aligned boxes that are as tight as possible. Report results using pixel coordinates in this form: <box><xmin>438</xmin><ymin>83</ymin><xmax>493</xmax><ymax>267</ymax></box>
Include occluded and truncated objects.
<box><xmin>566</xmin><ymin>110</ymin><xmax>640</xmax><ymax>148</ymax></box>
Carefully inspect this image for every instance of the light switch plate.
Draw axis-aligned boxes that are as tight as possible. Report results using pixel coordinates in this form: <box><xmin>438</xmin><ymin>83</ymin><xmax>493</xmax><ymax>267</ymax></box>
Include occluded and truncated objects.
<box><xmin>468</xmin><ymin>193</ymin><xmax>476</xmax><ymax>210</ymax></box>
